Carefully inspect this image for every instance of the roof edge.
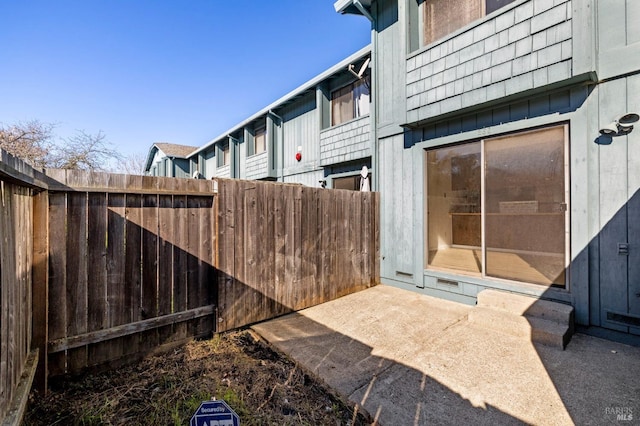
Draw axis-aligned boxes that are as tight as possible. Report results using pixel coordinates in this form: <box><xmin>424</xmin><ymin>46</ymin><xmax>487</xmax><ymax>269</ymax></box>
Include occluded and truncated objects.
<box><xmin>189</xmin><ymin>44</ymin><xmax>371</xmax><ymax>157</ymax></box>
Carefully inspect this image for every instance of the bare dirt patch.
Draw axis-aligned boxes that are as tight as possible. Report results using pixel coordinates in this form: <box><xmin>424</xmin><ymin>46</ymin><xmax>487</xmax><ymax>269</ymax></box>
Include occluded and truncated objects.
<box><xmin>24</xmin><ymin>330</ymin><xmax>371</xmax><ymax>425</ymax></box>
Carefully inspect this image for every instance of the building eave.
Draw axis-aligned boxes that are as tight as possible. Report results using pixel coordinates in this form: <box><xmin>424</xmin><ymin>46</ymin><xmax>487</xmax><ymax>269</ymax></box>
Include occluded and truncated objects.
<box><xmin>334</xmin><ymin>0</ymin><xmax>373</xmax><ymax>21</ymax></box>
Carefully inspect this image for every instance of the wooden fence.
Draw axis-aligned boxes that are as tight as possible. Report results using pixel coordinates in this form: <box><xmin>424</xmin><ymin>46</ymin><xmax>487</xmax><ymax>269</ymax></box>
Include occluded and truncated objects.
<box><xmin>0</xmin><ymin>156</ymin><xmax>379</xmax><ymax>422</ymax></box>
<box><xmin>42</xmin><ymin>171</ymin><xmax>217</xmax><ymax>378</ymax></box>
<box><xmin>0</xmin><ymin>152</ymin><xmax>41</xmax><ymax>423</ymax></box>
<box><xmin>41</xmin><ymin>173</ymin><xmax>378</xmax><ymax>376</ymax></box>
<box><xmin>216</xmin><ymin>179</ymin><xmax>379</xmax><ymax>331</ymax></box>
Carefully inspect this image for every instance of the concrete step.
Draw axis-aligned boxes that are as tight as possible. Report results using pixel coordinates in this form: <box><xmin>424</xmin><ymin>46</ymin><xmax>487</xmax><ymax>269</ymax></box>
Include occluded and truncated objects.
<box><xmin>468</xmin><ymin>306</ymin><xmax>572</xmax><ymax>349</ymax></box>
<box><xmin>471</xmin><ymin>289</ymin><xmax>575</xmax><ymax>349</ymax></box>
<box><xmin>477</xmin><ymin>289</ymin><xmax>574</xmax><ymax>325</ymax></box>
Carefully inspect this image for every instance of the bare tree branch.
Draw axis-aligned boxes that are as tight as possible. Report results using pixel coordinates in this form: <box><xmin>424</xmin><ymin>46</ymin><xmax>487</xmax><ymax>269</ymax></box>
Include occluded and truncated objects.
<box><xmin>50</xmin><ymin>130</ymin><xmax>123</xmax><ymax>171</ymax></box>
<box><xmin>113</xmin><ymin>152</ymin><xmax>148</xmax><ymax>175</ymax></box>
<box><xmin>0</xmin><ymin>120</ymin><xmax>55</xmax><ymax>168</ymax></box>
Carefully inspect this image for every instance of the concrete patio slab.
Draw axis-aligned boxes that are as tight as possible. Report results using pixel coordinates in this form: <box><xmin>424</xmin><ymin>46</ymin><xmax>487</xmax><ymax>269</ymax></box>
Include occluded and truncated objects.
<box><xmin>251</xmin><ymin>285</ymin><xmax>640</xmax><ymax>425</ymax></box>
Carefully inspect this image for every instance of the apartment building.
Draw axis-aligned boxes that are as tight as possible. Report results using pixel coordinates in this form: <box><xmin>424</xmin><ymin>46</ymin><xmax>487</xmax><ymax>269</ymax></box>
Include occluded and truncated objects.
<box><xmin>337</xmin><ymin>0</ymin><xmax>639</xmax><ymax>336</ymax></box>
<box><xmin>145</xmin><ymin>0</ymin><xmax>639</xmax><ymax>337</ymax></box>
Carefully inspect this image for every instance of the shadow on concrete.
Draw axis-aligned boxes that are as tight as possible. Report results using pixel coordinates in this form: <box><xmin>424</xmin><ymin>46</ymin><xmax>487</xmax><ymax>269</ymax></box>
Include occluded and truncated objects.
<box><xmin>252</xmin><ymin>283</ymin><xmax>640</xmax><ymax>425</ymax></box>
<box><xmin>253</xmin><ymin>310</ymin><xmax>524</xmax><ymax>425</ymax></box>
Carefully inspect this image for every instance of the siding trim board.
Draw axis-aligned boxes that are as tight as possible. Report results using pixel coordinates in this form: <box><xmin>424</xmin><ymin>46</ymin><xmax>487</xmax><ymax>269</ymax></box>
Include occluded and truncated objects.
<box><xmin>403</xmin><ymin>71</ymin><xmax>595</xmax><ymax>129</ymax></box>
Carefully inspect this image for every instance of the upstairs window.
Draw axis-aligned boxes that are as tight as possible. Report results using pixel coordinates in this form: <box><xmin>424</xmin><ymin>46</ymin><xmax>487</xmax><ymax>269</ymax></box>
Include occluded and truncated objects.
<box><xmin>332</xmin><ymin>172</ymin><xmax>373</xmax><ymax>191</ymax></box>
<box><xmin>331</xmin><ymin>79</ymin><xmax>370</xmax><ymax>126</ymax></box>
<box><xmin>254</xmin><ymin>127</ymin><xmax>266</xmax><ymax>155</ymax></box>
<box><xmin>423</xmin><ymin>0</ymin><xmax>517</xmax><ymax>45</ymax></box>
<box><xmin>218</xmin><ymin>142</ymin><xmax>230</xmax><ymax>167</ymax></box>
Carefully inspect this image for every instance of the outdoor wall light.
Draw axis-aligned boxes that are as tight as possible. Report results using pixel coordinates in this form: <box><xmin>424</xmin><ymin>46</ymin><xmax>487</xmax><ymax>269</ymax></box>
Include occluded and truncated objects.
<box><xmin>599</xmin><ymin>112</ymin><xmax>640</xmax><ymax>136</ymax></box>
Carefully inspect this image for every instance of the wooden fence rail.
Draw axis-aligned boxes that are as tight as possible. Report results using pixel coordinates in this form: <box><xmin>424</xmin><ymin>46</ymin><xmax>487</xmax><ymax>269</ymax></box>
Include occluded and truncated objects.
<box><xmin>0</xmin><ymin>154</ymin><xmax>379</xmax><ymax>423</ymax></box>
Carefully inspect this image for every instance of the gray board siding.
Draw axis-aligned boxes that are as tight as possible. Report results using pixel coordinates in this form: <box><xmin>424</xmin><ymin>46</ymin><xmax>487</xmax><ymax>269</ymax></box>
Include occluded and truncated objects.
<box><xmin>597</xmin><ymin>0</ymin><xmax>640</xmax><ymax>79</ymax></box>
<box><xmin>588</xmin><ymin>75</ymin><xmax>640</xmax><ymax>333</ymax></box>
<box><xmin>246</xmin><ymin>152</ymin><xmax>269</xmax><ymax>180</ymax></box>
<box><xmin>379</xmin><ymin>133</ymin><xmax>415</xmax><ymax>283</ymax></box>
<box><xmin>406</xmin><ymin>0</ymin><xmax>573</xmax><ymax>125</ymax></box>
<box><xmin>376</xmin><ymin>0</ymin><xmax>407</xmax><ymax>135</ymax></box>
<box><xmin>281</xmin><ymin>92</ymin><xmax>320</xmax><ymax>170</ymax></box>
<box><xmin>283</xmin><ymin>169</ymin><xmax>324</xmax><ymax>188</ymax></box>
<box><xmin>174</xmin><ymin>158</ymin><xmax>191</xmax><ymax>178</ymax></box>
<box><xmin>320</xmin><ymin>115</ymin><xmax>371</xmax><ymax>166</ymax></box>
<box><xmin>215</xmin><ymin>164</ymin><xmax>231</xmax><ymax>179</ymax></box>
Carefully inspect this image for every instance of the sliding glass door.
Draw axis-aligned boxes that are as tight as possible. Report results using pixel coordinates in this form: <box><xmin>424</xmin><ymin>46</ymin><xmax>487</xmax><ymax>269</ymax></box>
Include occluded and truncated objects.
<box><xmin>426</xmin><ymin>124</ymin><xmax>568</xmax><ymax>287</ymax></box>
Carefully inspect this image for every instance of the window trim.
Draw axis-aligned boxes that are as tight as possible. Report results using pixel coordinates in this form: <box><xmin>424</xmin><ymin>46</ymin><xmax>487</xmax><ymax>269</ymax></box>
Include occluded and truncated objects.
<box><xmin>253</xmin><ymin>126</ymin><xmax>267</xmax><ymax>156</ymax></box>
<box><xmin>410</xmin><ymin>0</ymin><xmax>527</xmax><ymax>54</ymax></box>
<box><xmin>424</xmin><ymin>123</ymin><xmax>570</xmax><ymax>289</ymax></box>
<box><xmin>330</xmin><ymin>78</ymin><xmax>371</xmax><ymax>127</ymax></box>
<box><xmin>328</xmin><ymin>167</ymin><xmax>374</xmax><ymax>191</ymax></box>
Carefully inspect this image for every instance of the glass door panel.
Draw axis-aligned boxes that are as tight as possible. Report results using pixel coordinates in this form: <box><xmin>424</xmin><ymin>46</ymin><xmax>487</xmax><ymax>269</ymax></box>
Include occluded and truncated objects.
<box><xmin>427</xmin><ymin>142</ymin><xmax>482</xmax><ymax>274</ymax></box>
<box><xmin>484</xmin><ymin>126</ymin><xmax>567</xmax><ymax>286</ymax></box>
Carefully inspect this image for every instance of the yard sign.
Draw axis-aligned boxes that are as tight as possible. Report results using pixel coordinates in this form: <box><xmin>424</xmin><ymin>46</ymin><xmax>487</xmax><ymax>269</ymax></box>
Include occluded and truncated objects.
<box><xmin>190</xmin><ymin>400</ymin><xmax>240</xmax><ymax>426</ymax></box>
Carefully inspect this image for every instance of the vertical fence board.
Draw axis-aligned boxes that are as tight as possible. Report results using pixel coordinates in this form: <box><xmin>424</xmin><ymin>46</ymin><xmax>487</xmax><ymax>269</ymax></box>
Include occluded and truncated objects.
<box><xmin>361</xmin><ymin>193</ymin><xmax>372</xmax><ymax>288</ymax></box>
<box><xmin>273</xmin><ymin>185</ymin><xmax>286</xmax><ymax>317</ymax></box>
<box><xmin>124</xmin><ymin>193</ymin><xmax>142</xmax><ymax>356</ymax></box>
<box><xmin>172</xmin><ymin>194</ymin><xmax>188</xmax><ymax>341</ymax></box>
<box><xmin>47</xmin><ymin>192</ymin><xmax>67</xmax><ymax>376</ymax></box>
<box><xmin>187</xmin><ymin>196</ymin><xmax>201</xmax><ymax>312</ymax></box>
<box><xmin>106</xmin><ymin>193</ymin><xmax>126</xmax><ymax>362</ymax></box>
<box><xmin>244</xmin><ymin>184</ymin><xmax>258</xmax><ymax>325</ymax></box>
<box><xmin>196</xmin><ymin>196</ymin><xmax>214</xmax><ymax>336</ymax></box>
<box><xmin>350</xmin><ymin>191</ymin><xmax>362</xmax><ymax>290</ymax></box>
<box><xmin>32</xmin><ymin>190</ymin><xmax>49</xmax><ymax>392</ymax></box>
<box><xmin>263</xmin><ymin>184</ymin><xmax>276</xmax><ymax>321</ymax></box>
<box><xmin>9</xmin><ymin>189</ymin><xmax>16</xmax><ymax>399</ymax></box>
<box><xmin>86</xmin><ymin>192</ymin><xmax>108</xmax><ymax>366</ymax></box>
<box><xmin>219</xmin><ymin>180</ymin><xmax>236</xmax><ymax>331</ymax></box>
<box><xmin>66</xmin><ymin>192</ymin><xmax>88</xmax><ymax>371</ymax></box>
<box><xmin>157</xmin><ymin>194</ymin><xmax>173</xmax><ymax>320</ymax></box>
<box><xmin>141</xmin><ymin>193</ymin><xmax>159</xmax><ymax>350</ymax></box>
<box><xmin>232</xmin><ymin>181</ymin><xmax>246</xmax><ymax>329</ymax></box>
<box><xmin>0</xmin><ymin>182</ymin><xmax>35</xmax><ymax>418</ymax></box>
<box><xmin>283</xmin><ymin>186</ymin><xmax>295</xmax><ymax>312</ymax></box>
<box><xmin>1</xmin><ymin>185</ymin><xmax>11</xmax><ymax>415</ymax></box>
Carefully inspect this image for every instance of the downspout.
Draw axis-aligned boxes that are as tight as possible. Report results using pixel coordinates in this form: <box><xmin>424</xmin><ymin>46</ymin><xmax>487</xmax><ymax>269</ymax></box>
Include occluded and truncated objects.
<box><xmin>369</xmin><ymin>3</ymin><xmax>378</xmax><ymax>191</ymax></box>
<box><xmin>228</xmin><ymin>134</ymin><xmax>239</xmax><ymax>178</ymax></box>
<box><xmin>342</xmin><ymin>0</ymin><xmax>377</xmax><ymax>190</ymax></box>
<box><xmin>268</xmin><ymin>110</ymin><xmax>283</xmax><ymax>181</ymax></box>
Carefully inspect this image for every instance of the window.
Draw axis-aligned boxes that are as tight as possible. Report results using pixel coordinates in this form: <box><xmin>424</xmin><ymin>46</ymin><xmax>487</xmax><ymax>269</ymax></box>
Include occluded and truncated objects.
<box><xmin>423</xmin><ymin>0</ymin><xmax>517</xmax><ymax>45</ymax></box>
<box><xmin>426</xmin><ymin>125</ymin><xmax>568</xmax><ymax>287</ymax></box>
<box><xmin>254</xmin><ymin>127</ymin><xmax>266</xmax><ymax>155</ymax></box>
<box><xmin>332</xmin><ymin>173</ymin><xmax>372</xmax><ymax>191</ymax></box>
<box><xmin>218</xmin><ymin>142</ymin><xmax>230</xmax><ymax>167</ymax></box>
<box><xmin>331</xmin><ymin>79</ymin><xmax>370</xmax><ymax>126</ymax></box>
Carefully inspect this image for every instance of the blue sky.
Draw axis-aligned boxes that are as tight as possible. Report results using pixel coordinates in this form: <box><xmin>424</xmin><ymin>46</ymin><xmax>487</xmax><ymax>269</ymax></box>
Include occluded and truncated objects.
<box><xmin>0</xmin><ymin>1</ymin><xmax>371</xmax><ymax>160</ymax></box>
